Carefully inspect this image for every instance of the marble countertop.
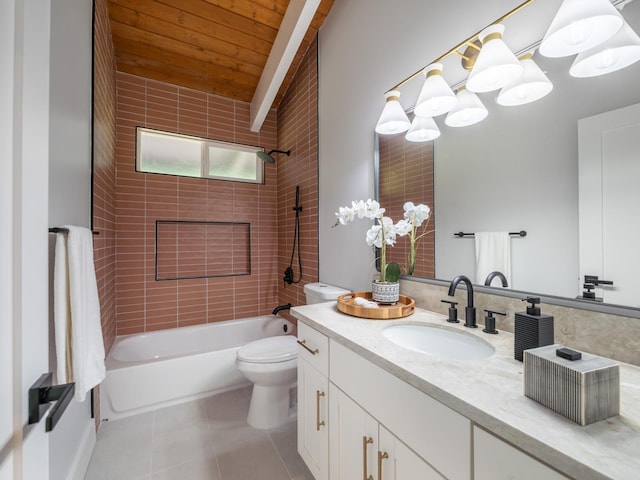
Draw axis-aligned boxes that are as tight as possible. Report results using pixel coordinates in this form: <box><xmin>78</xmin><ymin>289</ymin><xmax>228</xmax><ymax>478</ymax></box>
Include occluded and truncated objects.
<box><xmin>291</xmin><ymin>302</ymin><xmax>640</xmax><ymax>480</ymax></box>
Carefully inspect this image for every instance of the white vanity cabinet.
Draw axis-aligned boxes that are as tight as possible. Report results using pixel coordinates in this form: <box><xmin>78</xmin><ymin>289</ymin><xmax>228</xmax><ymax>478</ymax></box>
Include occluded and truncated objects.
<box><xmin>473</xmin><ymin>427</ymin><xmax>569</xmax><ymax>480</ymax></box>
<box><xmin>329</xmin><ymin>384</ymin><xmax>443</xmax><ymax>480</ymax></box>
<box><xmin>297</xmin><ymin>322</ymin><xmax>330</xmax><ymax>480</ymax></box>
<box><xmin>329</xmin><ymin>340</ymin><xmax>471</xmax><ymax>480</ymax></box>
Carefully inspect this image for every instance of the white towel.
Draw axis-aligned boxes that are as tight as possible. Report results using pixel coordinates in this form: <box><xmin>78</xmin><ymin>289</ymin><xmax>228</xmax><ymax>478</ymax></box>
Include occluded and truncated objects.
<box><xmin>474</xmin><ymin>232</ymin><xmax>511</xmax><ymax>287</ymax></box>
<box><xmin>54</xmin><ymin>226</ymin><xmax>105</xmax><ymax>401</ymax></box>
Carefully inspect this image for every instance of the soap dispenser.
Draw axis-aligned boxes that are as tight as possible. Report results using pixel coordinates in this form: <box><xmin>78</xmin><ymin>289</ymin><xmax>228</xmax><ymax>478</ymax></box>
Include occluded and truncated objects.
<box><xmin>514</xmin><ymin>297</ymin><xmax>554</xmax><ymax>362</ymax></box>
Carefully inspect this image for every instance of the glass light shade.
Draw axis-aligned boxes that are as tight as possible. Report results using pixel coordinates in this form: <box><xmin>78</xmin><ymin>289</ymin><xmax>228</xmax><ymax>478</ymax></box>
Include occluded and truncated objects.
<box><xmin>497</xmin><ymin>54</ymin><xmax>554</xmax><ymax>106</ymax></box>
<box><xmin>405</xmin><ymin>115</ymin><xmax>441</xmax><ymax>142</ymax></box>
<box><xmin>569</xmin><ymin>21</ymin><xmax>640</xmax><ymax>77</ymax></box>
<box><xmin>466</xmin><ymin>24</ymin><xmax>523</xmax><ymax>93</ymax></box>
<box><xmin>414</xmin><ymin>63</ymin><xmax>457</xmax><ymax>117</ymax></box>
<box><xmin>445</xmin><ymin>87</ymin><xmax>488</xmax><ymax>127</ymax></box>
<box><xmin>539</xmin><ymin>0</ymin><xmax>623</xmax><ymax>58</ymax></box>
<box><xmin>375</xmin><ymin>90</ymin><xmax>411</xmax><ymax>135</ymax></box>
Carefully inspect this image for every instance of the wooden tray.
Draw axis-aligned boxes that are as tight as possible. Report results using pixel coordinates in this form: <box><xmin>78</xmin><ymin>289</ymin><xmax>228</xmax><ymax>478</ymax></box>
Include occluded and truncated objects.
<box><xmin>337</xmin><ymin>292</ymin><xmax>415</xmax><ymax>320</ymax></box>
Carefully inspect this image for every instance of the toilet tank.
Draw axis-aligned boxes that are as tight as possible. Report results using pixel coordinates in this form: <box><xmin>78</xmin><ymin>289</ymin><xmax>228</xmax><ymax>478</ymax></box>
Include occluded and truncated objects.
<box><xmin>304</xmin><ymin>282</ymin><xmax>350</xmax><ymax>304</ymax></box>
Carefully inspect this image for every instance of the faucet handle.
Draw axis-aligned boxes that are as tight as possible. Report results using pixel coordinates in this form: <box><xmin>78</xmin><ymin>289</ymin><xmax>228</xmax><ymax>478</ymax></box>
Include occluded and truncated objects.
<box><xmin>441</xmin><ymin>300</ymin><xmax>459</xmax><ymax>323</ymax></box>
<box><xmin>483</xmin><ymin>309</ymin><xmax>506</xmax><ymax>334</ymax></box>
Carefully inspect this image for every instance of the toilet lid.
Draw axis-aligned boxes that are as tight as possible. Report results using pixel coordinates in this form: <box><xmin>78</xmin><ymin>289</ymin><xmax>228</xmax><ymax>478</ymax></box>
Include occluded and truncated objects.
<box><xmin>237</xmin><ymin>335</ymin><xmax>298</xmax><ymax>363</ymax></box>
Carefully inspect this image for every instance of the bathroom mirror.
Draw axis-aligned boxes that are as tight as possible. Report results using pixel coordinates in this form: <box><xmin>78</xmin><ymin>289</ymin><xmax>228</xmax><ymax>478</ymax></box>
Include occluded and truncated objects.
<box><xmin>376</xmin><ymin>1</ymin><xmax>640</xmax><ymax>313</ymax></box>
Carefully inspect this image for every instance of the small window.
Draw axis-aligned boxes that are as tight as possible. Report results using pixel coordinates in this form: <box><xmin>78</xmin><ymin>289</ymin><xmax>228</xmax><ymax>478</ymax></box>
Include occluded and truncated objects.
<box><xmin>136</xmin><ymin>127</ymin><xmax>264</xmax><ymax>184</ymax></box>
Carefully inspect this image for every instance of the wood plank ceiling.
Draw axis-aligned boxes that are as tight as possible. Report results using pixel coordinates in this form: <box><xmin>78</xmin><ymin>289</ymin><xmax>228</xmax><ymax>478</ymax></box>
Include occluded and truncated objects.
<box><xmin>107</xmin><ymin>0</ymin><xmax>334</xmax><ymax>109</ymax></box>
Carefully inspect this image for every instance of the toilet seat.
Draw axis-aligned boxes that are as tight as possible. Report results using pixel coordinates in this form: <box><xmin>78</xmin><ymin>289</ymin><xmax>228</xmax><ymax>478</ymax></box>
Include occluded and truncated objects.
<box><xmin>237</xmin><ymin>335</ymin><xmax>297</xmax><ymax>364</ymax></box>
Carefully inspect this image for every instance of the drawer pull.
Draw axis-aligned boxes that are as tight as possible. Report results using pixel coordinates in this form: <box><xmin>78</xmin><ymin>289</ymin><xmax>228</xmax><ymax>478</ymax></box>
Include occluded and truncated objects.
<box><xmin>363</xmin><ymin>436</ymin><xmax>374</xmax><ymax>480</ymax></box>
<box><xmin>378</xmin><ymin>451</ymin><xmax>389</xmax><ymax>480</ymax></box>
<box><xmin>297</xmin><ymin>339</ymin><xmax>319</xmax><ymax>355</ymax></box>
<box><xmin>316</xmin><ymin>390</ymin><xmax>325</xmax><ymax>431</ymax></box>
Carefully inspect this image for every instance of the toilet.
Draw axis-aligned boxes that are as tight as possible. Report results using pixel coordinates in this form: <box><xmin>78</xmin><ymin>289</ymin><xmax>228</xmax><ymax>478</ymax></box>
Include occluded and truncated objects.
<box><xmin>235</xmin><ymin>282</ymin><xmax>349</xmax><ymax>429</ymax></box>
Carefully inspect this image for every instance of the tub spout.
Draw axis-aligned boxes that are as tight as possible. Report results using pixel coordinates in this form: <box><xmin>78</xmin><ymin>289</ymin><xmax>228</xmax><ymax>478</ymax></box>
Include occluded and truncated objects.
<box><xmin>272</xmin><ymin>303</ymin><xmax>292</xmax><ymax>315</ymax></box>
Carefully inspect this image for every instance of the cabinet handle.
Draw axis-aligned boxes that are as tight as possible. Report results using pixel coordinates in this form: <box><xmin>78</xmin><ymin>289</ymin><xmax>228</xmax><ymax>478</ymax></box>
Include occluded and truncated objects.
<box><xmin>316</xmin><ymin>390</ymin><xmax>325</xmax><ymax>431</ymax></box>
<box><xmin>378</xmin><ymin>451</ymin><xmax>389</xmax><ymax>480</ymax></box>
<box><xmin>297</xmin><ymin>339</ymin><xmax>319</xmax><ymax>355</ymax></box>
<box><xmin>362</xmin><ymin>436</ymin><xmax>374</xmax><ymax>480</ymax></box>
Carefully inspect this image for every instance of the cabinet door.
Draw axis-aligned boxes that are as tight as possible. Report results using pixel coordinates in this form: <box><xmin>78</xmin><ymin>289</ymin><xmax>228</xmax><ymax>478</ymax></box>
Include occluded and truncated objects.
<box><xmin>329</xmin><ymin>384</ymin><xmax>379</xmax><ymax>480</ymax></box>
<box><xmin>474</xmin><ymin>427</ymin><xmax>568</xmax><ymax>480</ymax></box>
<box><xmin>379</xmin><ymin>426</ymin><xmax>444</xmax><ymax>480</ymax></box>
<box><xmin>298</xmin><ymin>358</ymin><xmax>329</xmax><ymax>480</ymax></box>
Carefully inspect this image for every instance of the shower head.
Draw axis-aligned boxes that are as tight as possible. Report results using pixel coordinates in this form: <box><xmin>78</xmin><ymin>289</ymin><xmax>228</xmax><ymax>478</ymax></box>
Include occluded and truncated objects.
<box><xmin>257</xmin><ymin>149</ymin><xmax>291</xmax><ymax>164</ymax></box>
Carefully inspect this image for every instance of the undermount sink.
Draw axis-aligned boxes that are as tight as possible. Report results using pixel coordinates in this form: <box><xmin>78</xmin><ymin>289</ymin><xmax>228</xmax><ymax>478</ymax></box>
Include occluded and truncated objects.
<box><xmin>382</xmin><ymin>324</ymin><xmax>495</xmax><ymax>361</ymax></box>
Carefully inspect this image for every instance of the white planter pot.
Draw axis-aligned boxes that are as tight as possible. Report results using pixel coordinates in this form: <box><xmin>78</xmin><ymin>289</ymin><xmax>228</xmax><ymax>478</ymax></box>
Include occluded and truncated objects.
<box><xmin>371</xmin><ymin>281</ymin><xmax>400</xmax><ymax>304</ymax></box>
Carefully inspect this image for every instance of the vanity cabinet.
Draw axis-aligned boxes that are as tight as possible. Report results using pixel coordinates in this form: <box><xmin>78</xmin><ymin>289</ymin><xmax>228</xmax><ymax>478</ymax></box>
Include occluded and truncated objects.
<box><xmin>297</xmin><ymin>322</ymin><xmax>329</xmax><ymax>480</ymax></box>
<box><xmin>330</xmin><ymin>340</ymin><xmax>471</xmax><ymax>480</ymax></box>
<box><xmin>473</xmin><ymin>427</ymin><xmax>568</xmax><ymax>480</ymax></box>
<box><xmin>329</xmin><ymin>384</ymin><xmax>443</xmax><ymax>480</ymax></box>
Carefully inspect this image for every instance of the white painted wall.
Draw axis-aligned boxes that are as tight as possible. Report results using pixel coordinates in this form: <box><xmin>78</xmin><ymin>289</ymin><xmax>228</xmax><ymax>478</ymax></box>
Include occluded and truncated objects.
<box><xmin>48</xmin><ymin>0</ymin><xmax>96</xmax><ymax>479</ymax></box>
<box><xmin>318</xmin><ymin>0</ymin><xmax>524</xmax><ymax>291</ymax></box>
<box><xmin>0</xmin><ymin>2</ymin><xmax>16</xmax><ymax>478</ymax></box>
<box><xmin>318</xmin><ymin>0</ymin><xmax>640</xmax><ymax>298</ymax></box>
<box><xmin>7</xmin><ymin>0</ymin><xmax>54</xmax><ymax>478</ymax></box>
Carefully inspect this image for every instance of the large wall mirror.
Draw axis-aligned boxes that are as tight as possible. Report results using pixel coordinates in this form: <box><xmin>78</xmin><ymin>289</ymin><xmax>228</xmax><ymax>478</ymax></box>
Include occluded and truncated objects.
<box><xmin>376</xmin><ymin>0</ymin><xmax>640</xmax><ymax>315</ymax></box>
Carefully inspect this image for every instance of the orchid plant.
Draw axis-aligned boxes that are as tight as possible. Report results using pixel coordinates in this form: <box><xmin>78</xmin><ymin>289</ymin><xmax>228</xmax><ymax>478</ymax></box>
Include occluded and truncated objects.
<box><xmin>402</xmin><ymin>202</ymin><xmax>433</xmax><ymax>276</ymax></box>
<box><xmin>334</xmin><ymin>199</ymin><xmax>431</xmax><ymax>283</ymax></box>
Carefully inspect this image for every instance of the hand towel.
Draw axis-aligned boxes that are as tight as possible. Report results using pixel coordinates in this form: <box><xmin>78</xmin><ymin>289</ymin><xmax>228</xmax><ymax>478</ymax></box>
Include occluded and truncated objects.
<box><xmin>54</xmin><ymin>232</ymin><xmax>73</xmax><ymax>383</ymax></box>
<box><xmin>54</xmin><ymin>226</ymin><xmax>105</xmax><ymax>401</ymax></box>
<box><xmin>474</xmin><ymin>232</ymin><xmax>511</xmax><ymax>287</ymax></box>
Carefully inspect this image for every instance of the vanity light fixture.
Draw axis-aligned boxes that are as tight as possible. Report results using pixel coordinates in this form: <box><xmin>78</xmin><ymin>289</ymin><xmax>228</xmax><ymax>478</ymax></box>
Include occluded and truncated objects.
<box><xmin>539</xmin><ymin>0</ymin><xmax>624</xmax><ymax>58</ymax></box>
<box><xmin>375</xmin><ymin>90</ymin><xmax>411</xmax><ymax>135</ymax></box>
<box><xmin>466</xmin><ymin>24</ymin><xmax>524</xmax><ymax>93</ymax></box>
<box><xmin>497</xmin><ymin>52</ymin><xmax>554</xmax><ymax>106</ymax></box>
<box><xmin>414</xmin><ymin>63</ymin><xmax>457</xmax><ymax>117</ymax></box>
<box><xmin>445</xmin><ymin>86</ymin><xmax>489</xmax><ymax>127</ymax></box>
<box><xmin>569</xmin><ymin>20</ymin><xmax>640</xmax><ymax>77</ymax></box>
<box><xmin>405</xmin><ymin>114</ymin><xmax>441</xmax><ymax>142</ymax></box>
<box><xmin>375</xmin><ymin>0</ymin><xmax>638</xmax><ymax>139</ymax></box>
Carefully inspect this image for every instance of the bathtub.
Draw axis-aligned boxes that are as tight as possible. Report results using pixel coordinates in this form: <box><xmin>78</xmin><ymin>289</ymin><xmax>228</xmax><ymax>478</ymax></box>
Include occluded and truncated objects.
<box><xmin>100</xmin><ymin>316</ymin><xmax>295</xmax><ymax>421</ymax></box>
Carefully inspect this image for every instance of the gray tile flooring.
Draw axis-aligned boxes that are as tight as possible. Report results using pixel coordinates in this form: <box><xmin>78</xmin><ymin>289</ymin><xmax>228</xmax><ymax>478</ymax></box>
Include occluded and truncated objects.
<box><xmin>84</xmin><ymin>387</ymin><xmax>313</xmax><ymax>480</ymax></box>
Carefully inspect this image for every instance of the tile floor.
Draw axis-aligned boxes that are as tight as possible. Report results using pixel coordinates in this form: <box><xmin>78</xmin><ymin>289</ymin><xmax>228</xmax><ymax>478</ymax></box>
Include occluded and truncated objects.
<box><xmin>84</xmin><ymin>387</ymin><xmax>313</xmax><ymax>480</ymax></box>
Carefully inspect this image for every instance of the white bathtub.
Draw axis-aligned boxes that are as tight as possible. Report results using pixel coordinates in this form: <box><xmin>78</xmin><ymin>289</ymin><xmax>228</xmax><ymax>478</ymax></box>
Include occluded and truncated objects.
<box><xmin>100</xmin><ymin>316</ymin><xmax>296</xmax><ymax>421</ymax></box>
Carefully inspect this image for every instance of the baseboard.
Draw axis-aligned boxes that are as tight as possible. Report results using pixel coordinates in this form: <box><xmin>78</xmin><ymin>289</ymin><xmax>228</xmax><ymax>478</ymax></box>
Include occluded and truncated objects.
<box><xmin>67</xmin><ymin>420</ymin><xmax>96</xmax><ymax>480</ymax></box>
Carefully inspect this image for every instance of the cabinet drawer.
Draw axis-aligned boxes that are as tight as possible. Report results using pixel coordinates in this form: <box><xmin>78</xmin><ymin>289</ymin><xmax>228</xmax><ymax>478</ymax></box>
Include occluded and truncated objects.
<box><xmin>474</xmin><ymin>427</ymin><xmax>568</xmax><ymax>480</ymax></box>
<box><xmin>297</xmin><ymin>322</ymin><xmax>329</xmax><ymax>376</ymax></box>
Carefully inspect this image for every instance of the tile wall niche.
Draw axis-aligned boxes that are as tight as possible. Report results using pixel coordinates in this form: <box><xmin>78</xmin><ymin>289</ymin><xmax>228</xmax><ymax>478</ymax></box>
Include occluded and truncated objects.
<box><xmin>92</xmin><ymin>0</ymin><xmax>116</xmax><ymax>426</ymax></box>
<box><xmin>114</xmin><ymin>73</ymin><xmax>279</xmax><ymax>335</ymax></box>
<box><xmin>277</xmin><ymin>36</ymin><xmax>320</xmax><ymax>309</ymax></box>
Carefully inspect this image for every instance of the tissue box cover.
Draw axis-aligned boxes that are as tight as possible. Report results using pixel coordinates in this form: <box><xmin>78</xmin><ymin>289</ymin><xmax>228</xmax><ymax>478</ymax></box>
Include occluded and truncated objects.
<box><xmin>524</xmin><ymin>344</ymin><xmax>619</xmax><ymax>426</ymax></box>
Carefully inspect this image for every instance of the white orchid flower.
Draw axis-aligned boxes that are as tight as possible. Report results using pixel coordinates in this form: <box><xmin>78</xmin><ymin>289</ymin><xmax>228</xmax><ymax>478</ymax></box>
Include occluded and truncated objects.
<box><xmin>366</xmin><ymin>225</ymin><xmax>383</xmax><ymax>248</ymax></box>
<box><xmin>364</xmin><ymin>199</ymin><xmax>385</xmax><ymax>219</ymax></box>
<box><xmin>403</xmin><ymin>202</ymin><xmax>431</xmax><ymax>226</ymax></box>
<box><xmin>350</xmin><ymin>200</ymin><xmax>367</xmax><ymax>219</ymax></box>
<box><xmin>394</xmin><ymin>219</ymin><xmax>412</xmax><ymax>236</ymax></box>
<box><xmin>335</xmin><ymin>206</ymin><xmax>355</xmax><ymax>225</ymax></box>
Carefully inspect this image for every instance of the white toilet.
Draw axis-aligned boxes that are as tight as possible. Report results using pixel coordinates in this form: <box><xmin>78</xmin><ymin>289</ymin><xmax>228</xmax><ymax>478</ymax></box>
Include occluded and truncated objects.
<box><xmin>235</xmin><ymin>282</ymin><xmax>349</xmax><ymax>429</ymax></box>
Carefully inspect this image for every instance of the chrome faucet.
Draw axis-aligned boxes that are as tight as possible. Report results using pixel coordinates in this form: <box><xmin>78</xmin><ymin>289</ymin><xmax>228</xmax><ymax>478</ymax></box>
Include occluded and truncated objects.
<box><xmin>484</xmin><ymin>271</ymin><xmax>508</xmax><ymax>287</ymax></box>
<box><xmin>448</xmin><ymin>275</ymin><xmax>477</xmax><ymax>328</ymax></box>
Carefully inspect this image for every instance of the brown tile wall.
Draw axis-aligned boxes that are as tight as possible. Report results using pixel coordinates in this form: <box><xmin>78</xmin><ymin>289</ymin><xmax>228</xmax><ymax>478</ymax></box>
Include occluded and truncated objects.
<box><xmin>114</xmin><ymin>73</ymin><xmax>279</xmax><ymax>335</ymax></box>
<box><xmin>378</xmin><ymin>134</ymin><xmax>435</xmax><ymax>278</ymax></box>
<box><xmin>276</xmin><ymin>36</ymin><xmax>320</xmax><ymax>308</ymax></box>
<box><xmin>92</xmin><ymin>0</ymin><xmax>117</xmax><ymax>427</ymax></box>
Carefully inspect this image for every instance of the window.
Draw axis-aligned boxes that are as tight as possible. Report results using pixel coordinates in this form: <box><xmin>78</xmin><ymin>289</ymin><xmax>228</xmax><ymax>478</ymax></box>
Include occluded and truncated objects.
<box><xmin>136</xmin><ymin>127</ymin><xmax>264</xmax><ymax>184</ymax></box>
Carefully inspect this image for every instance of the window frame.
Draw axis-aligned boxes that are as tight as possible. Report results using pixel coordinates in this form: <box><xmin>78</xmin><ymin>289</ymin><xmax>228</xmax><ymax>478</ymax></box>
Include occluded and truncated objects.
<box><xmin>135</xmin><ymin>126</ymin><xmax>265</xmax><ymax>184</ymax></box>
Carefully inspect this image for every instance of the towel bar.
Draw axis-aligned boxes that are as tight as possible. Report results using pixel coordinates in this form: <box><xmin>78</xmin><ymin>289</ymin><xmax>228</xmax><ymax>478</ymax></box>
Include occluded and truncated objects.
<box><xmin>454</xmin><ymin>230</ymin><xmax>526</xmax><ymax>238</ymax></box>
<box><xmin>49</xmin><ymin>227</ymin><xmax>99</xmax><ymax>235</ymax></box>
<box><xmin>28</xmin><ymin>372</ymin><xmax>75</xmax><ymax>432</ymax></box>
